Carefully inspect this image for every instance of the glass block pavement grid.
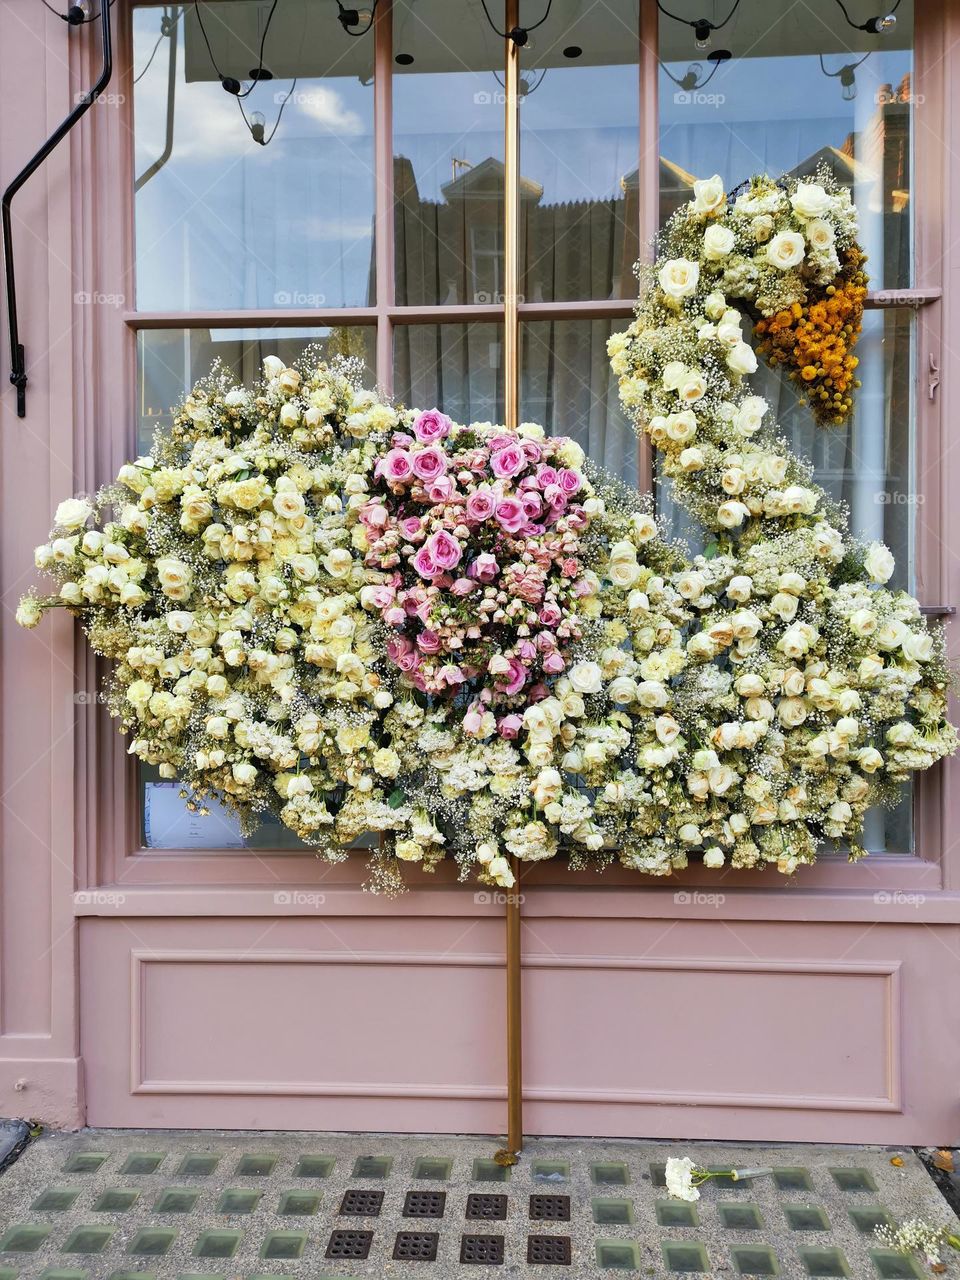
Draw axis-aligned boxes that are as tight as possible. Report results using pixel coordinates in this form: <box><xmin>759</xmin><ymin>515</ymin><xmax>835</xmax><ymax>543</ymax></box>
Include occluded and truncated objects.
<box><xmin>0</xmin><ymin>1133</ymin><xmax>956</xmax><ymax>1278</ymax></box>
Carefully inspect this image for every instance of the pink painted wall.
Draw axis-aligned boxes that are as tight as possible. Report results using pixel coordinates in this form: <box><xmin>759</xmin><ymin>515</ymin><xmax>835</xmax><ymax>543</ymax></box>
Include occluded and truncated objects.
<box><xmin>1</xmin><ymin>0</ymin><xmax>960</xmax><ymax>1141</ymax></box>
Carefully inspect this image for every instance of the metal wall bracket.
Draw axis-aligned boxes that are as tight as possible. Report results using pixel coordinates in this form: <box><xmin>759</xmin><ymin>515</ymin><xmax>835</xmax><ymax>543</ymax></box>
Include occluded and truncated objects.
<box><xmin>1</xmin><ymin>1</ymin><xmax>113</xmax><ymax>418</ymax></box>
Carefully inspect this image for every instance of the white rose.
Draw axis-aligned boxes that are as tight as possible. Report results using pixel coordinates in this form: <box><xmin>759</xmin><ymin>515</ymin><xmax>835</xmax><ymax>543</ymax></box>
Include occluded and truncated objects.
<box><xmin>806</xmin><ymin>218</ymin><xmax>835</xmax><ymax>252</ymax></box>
<box><xmin>680</xmin><ymin>447</ymin><xmax>704</xmax><ymax>472</ymax></box>
<box><xmin>691</xmin><ymin>174</ymin><xmax>725</xmax><ymax>216</ymax></box>
<box><xmin>658</xmin><ymin>258</ymin><xmax>700</xmax><ymax>301</ymax></box>
<box><xmin>751</xmin><ymin>214</ymin><xmax>774</xmax><ymax>242</ymax></box>
<box><xmin>864</xmin><ymin>542</ymin><xmax>895</xmax><ymax>584</ymax></box>
<box><xmin>665</xmin><ymin>1156</ymin><xmax>700</xmax><ymax>1202</ymax></box>
<box><xmin>717</xmin><ymin>500</ymin><xmax>749</xmax><ymax>528</ymax></box>
<box><xmin>16</xmin><ymin>598</ymin><xmax>42</xmax><ymax>628</ymax></box>
<box><xmin>790</xmin><ymin>181</ymin><xmax>833</xmax><ymax>220</ymax></box>
<box><xmin>630</xmin><ymin>513</ymin><xmax>658</xmax><ymax>542</ymax></box>
<box><xmin>665</xmin><ymin>410</ymin><xmax>698</xmax><ymax>443</ymax></box>
<box><xmin>727</xmin><ymin>575</ymin><xmax>752</xmax><ymax>602</ymax></box>
<box><xmin>849</xmin><ymin>608</ymin><xmax>878</xmax><ymax>638</ymax></box>
<box><xmin>262</xmin><ymin>355</ymin><xmax>284</xmax><ymax>380</ymax></box>
<box><xmin>636</xmin><ymin>680</ymin><xmax>669</xmax><ymax>708</ymax></box>
<box><xmin>726</xmin><ymin>343</ymin><xmax>758</xmax><ymax>375</ymax></box>
<box><xmin>704</xmin><ymin>290</ymin><xmax>726</xmax><ymax>320</ymax></box>
<box><xmin>736</xmin><ymin>395</ymin><xmax>767</xmax><ymax>435</ymax></box>
<box><xmin>569</xmin><ymin>661</ymin><xmax>603</xmax><ymax>695</ymax></box>
<box><xmin>902</xmin><ymin>631</ymin><xmax>933</xmax><ymax>663</ymax></box>
<box><xmin>766</xmin><ymin>230</ymin><xmax>806</xmax><ymax>270</ymax></box>
<box><xmin>54</xmin><ymin>497</ymin><xmax>93</xmax><ymax>530</ymax></box>
<box><xmin>703</xmin><ymin>846</ymin><xmax>726</xmax><ymax>869</ymax></box>
<box><xmin>677</xmin><ymin>370</ymin><xmax>707</xmax><ymax>403</ymax></box>
<box><xmin>662</xmin><ymin>360</ymin><xmax>686</xmax><ymax>390</ymax></box>
<box><xmin>703</xmin><ymin>223</ymin><xmax>735</xmax><ymax>260</ymax></box>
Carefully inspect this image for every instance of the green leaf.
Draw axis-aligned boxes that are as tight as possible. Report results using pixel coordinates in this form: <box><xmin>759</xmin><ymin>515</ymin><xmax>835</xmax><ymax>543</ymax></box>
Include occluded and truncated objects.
<box><xmin>387</xmin><ymin>788</ymin><xmax>406</xmax><ymax>809</ymax></box>
<box><xmin>703</xmin><ymin>541</ymin><xmax>719</xmax><ymax>559</ymax></box>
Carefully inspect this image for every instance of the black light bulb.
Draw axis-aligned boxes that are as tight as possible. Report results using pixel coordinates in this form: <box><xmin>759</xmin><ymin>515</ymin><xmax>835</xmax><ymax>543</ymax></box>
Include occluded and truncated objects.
<box><xmin>509</xmin><ymin>26</ymin><xmax>529</xmax><ymax>46</ymax></box>
<box><xmin>864</xmin><ymin>12</ymin><xmax>897</xmax><ymax>31</ymax></box>
<box><xmin>221</xmin><ymin>76</ymin><xmax>242</xmax><ymax>95</ymax></box>
<box><xmin>694</xmin><ymin>19</ymin><xmax>713</xmax><ymax>49</ymax></box>
<box><xmin>250</xmin><ymin>111</ymin><xmax>266</xmax><ymax>144</ymax></box>
<box><xmin>338</xmin><ymin>5</ymin><xmax>360</xmax><ymax>30</ymax></box>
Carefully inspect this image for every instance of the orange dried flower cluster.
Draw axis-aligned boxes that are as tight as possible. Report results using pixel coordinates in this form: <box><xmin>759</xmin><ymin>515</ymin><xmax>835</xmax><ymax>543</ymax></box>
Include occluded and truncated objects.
<box><xmin>754</xmin><ymin>249</ymin><xmax>868</xmax><ymax>426</ymax></box>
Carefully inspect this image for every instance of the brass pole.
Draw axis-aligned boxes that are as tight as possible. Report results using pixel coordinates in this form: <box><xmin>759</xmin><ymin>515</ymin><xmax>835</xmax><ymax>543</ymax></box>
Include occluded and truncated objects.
<box><xmin>494</xmin><ymin>0</ymin><xmax>524</xmax><ymax>1167</ymax></box>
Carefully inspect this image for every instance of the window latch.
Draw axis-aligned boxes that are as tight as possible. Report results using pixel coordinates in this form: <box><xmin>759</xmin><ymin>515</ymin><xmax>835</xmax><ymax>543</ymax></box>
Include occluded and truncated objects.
<box><xmin>928</xmin><ymin>351</ymin><xmax>941</xmax><ymax>401</ymax></box>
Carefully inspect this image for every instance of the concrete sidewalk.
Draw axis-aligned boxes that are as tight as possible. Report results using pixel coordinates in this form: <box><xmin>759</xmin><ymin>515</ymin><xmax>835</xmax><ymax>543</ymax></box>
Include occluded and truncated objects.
<box><xmin>0</xmin><ymin>1129</ymin><xmax>957</xmax><ymax>1278</ymax></box>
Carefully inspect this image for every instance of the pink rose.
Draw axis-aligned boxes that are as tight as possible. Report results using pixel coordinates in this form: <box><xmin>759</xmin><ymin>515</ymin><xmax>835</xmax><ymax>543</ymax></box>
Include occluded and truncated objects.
<box><xmin>465</xmin><ymin>486</ymin><xmax>498</xmax><ymax>522</ymax></box>
<box><xmin>451</xmin><ymin>577</ymin><xmax>475</xmax><ymax>597</ymax></box>
<box><xmin>463</xmin><ymin>704</ymin><xmax>488</xmax><ymax>735</ymax></box>
<box><xmin>496</xmin><ymin>657</ymin><xmax>528</xmax><ymax>696</ymax></box>
<box><xmin>411</xmin><ymin>446</ymin><xmax>448</xmax><ymax>481</ymax></box>
<box><xmin>417</xmin><ymin>629</ymin><xmax>441</xmax><ymax>654</ymax></box>
<box><xmin>538</xmin><ymin>602</ymin><xmax>562</xmax><ymax>628</ymax></box>
<box><xmin>363</xmin><ymin>502</ymin><xmax>389</xmax><ymax>528</ymax></box>
<box><xmin>561</xmin><ymin>558</ymin><xmax>579</xmax><ymax>578</ymax></box>
<box><xmin>413</xmin><ymin>545</ymin><xmax>438</xmax><ymax>578</ymax></box>
<box><xmin>426</xmin><ymin>529</ymin><xmax>462</xmax><ymax>571</ymax></box>
<box><xmin>535</xmin><ymin>464</ymin><xmax>558</xmax><ymax>488</ymax></box>
<box><xmin>379</xmin><ymin>448</ymin><xmax>413</xmax><ymax>482</ymax></box>
<box><xmin>495</xmin><ymin>498</ymin><xmax>526</xmax><ymax>533</ymax></box>
<box><xmin>490</xmin><ymin>443</ymin><xmax>526</xmax><ymax>479</ymax></box>
<box><xmin>396</xmin><ymin>649</ymin><xmax>419</xmax><ymax>673</ymax></box>
<box><xmin>521</xmin><ymin>439</ymin><xmax>543</xmax><ymax>464</ymax></box>
<box><xmin>438</xmin><ymin>664</ymin><xmax>465</xmax><ymax>686</ymax></box>
<box><xmin>498</xmin><ymin>714</ymin><xmax>523</xmax><ymax>739</ymax></box>
<box><xmin>542</xmin><ymin>650</ymin><xmax>566</xmax><ymax>675</ymax></box>
<box><xmin>413</xmin><ymin>408</ymin><xmax>453</xmax><ymax>443</ymax></box>
<box><xmin>558</xmin><ymin>468</ymin><xmax>582</xmax><ymax>495</ymax></box>
<box><xmin>387</xmin><ymin>636</ymin><xmax>412</xmax><ymax>663</ymax></box>
<box><xmin>399</xmin><ymin>516</ymin><xmax>424</xmax><ymax>541</ymax></box>
<box><xmin>384</xmin><ymin>606</ymin><xmax>406</xmax><ymax>626</ymax></box>
<box><xmin>520</xmin><ymin>491</ymin><xmax>543</xmax><ymax>520</ymax></box>
<box><xmin>469</xmin><ymin>553</ymin><xmax>499</xmax><ymax>583</ymax></box>
<box><xmin>426</xmin><ymin>475</ymin><xmax>455</xmax><ymax>502</ymax></box>
<box><xmin>516</xmin><ymin>639</ymin><xmax>537</xmax><ymax>661</ymax></box>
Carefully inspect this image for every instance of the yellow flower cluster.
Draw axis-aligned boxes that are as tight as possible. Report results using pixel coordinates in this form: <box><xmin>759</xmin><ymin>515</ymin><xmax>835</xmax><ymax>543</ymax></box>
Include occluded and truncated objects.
<box><xmin>755</xmin><ymin>248</ymin><xmax>867</xmax><ymax>426</ymax></box>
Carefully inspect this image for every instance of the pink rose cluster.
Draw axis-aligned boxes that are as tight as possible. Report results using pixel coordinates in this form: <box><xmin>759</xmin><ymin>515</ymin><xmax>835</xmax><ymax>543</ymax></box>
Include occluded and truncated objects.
<box><xmin>362</xmin><ymin>409</ymin><xmax>597</xmax><ymax>733</ymax></box>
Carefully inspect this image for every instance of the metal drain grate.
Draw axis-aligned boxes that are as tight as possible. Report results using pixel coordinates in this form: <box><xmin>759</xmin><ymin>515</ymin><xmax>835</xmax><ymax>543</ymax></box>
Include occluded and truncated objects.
<box><xmin>339</xmin><ymin>1188</ymin><xmax>384</xmax><ymax>1216</ymax></box>
<box><xmin>394</xmin><ymin>1229</ymin><xmax>440</xmax><ymax>1260</ymax></box>
<box><xmin>528</xmin><ymin>1233</ymin><xmax>573</xmax><ymax>1264</ymax></box>
<box><xmin>465</xmin><ymin>1192</ymin><xmax>508</xmax><ymax>1220</ymax></box>
<box><xmin>404</xmin><ymin>1190</ymin><xmax>446</xmax><ymax>1218</ymax></box>
<box><xmin>325</xmin><ymin>1228</ymin><xmax>374</xmax><ymax>1259</ymax></box>
<box><xmin>530</xmin><ymin>1193</ymin><xmax>571</xmax><ymax>1221</ymax></box>
<box><xmin>461</xmin><ymin>1233</ymin><xmax>505</xmax><ymax>1264</ymax></box>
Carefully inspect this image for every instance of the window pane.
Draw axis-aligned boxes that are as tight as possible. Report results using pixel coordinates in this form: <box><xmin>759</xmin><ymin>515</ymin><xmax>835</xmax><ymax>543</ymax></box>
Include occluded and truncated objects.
<box><xmin>393</xmin><ymin>323</ymin><xmax>504</xmax><ymax>421</ymax></box>
<box><xmin>133</xmin><ymin>1</ymin><xmax>375</xmax><ymax>309</ymax></box>
<box><xmin>137</xmin><ymin>325</ymin><xmax>375</xmax><ymax>451</ymax></box>
<box><xmin>522</xmin><ymin>319</ymin><xmax>637</xmax><ymax>485</ymax></box>
<box><xmin>393</xmin><ymin>0</ymin><xmax>505</xmax><ymax>305</ymax></box>
<box><xmin>658</xmin><ymin>0</ymin><xmax>914</xmax><ymax>290</ymax></box>
<box><xmin>135</xmin><ymin>325</ymin><xmax>374</xmax><ymax>850</ymax></box>
<box><xmin>656</xmin><ymin>308</ymin><xmax>915</xmax><ymax>854</ymax></box>
<box><xmin>518</xmin><ymin>0</ymin><xmax>640</xmax><ymax>301</ymax></box>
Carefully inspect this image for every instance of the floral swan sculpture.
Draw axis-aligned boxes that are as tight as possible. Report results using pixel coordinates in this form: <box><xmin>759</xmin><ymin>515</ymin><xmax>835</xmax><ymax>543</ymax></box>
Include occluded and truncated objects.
<box><xmin>19</xmin><ymin>172</ymin><xmax>956</xmax><ymax>891</ymax></box>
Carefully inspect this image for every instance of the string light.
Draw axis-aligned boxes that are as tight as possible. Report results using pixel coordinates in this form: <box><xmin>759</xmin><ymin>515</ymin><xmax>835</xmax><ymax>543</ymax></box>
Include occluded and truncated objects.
<box><xmin>656</xmin><ymin>0</ymin><xmax>741</xmax><ymax>52</ymax></box>
<box><xmin>819</xmin><ymin>50</ymin><xmax>871</xmax><ymax>101</ymax></box>
<box><xmin>193</xmin><ymin>0</ymin><xmax>279</xmax><ymax>96</ymax></box>
<box><xmin>660</xmin><ymin>48</ymin><xmax>731</xmax><ymax>91</ymax></box>
<box><xmin>478</xmin><ymin>0</ymin><xmax>553</xmax><ymax>48</ymax></box>
<box><xmin>337</xmin><ymin>2</ymin><xmax>378</xmax><ymax>36</ymax></box>
<box><xmin>39</xmin><ymin>0</ymin><xmax>113</xmax><ymax>26</ymax></box>
<box><xmin>833</xmin><ymin>0</ymin><xmax>900</xmax><ymax>33</ymax></box>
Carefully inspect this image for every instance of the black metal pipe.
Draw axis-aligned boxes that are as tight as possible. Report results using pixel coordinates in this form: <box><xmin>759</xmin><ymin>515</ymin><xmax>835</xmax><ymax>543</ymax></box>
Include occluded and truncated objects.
<box><xmin>1</xmin><ymin>1</ymin><xmax>113</xmax><ymax>418</ymax></box>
